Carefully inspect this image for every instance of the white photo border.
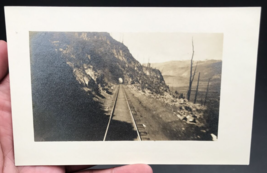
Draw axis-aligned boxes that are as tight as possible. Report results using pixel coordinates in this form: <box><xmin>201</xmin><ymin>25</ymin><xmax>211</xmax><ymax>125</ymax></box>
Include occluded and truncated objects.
<box><xmin>5</xmin><ymin>7</ymin><xmax>261</xmax><ymax>165</ymax></box>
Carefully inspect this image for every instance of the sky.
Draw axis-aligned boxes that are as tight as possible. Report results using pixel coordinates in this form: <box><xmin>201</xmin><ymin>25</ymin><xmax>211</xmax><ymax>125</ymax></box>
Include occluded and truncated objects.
<box><xmin>110</xmin><ymin>32</ymin><xmax>224</xmax><ymax>64</ymax></box>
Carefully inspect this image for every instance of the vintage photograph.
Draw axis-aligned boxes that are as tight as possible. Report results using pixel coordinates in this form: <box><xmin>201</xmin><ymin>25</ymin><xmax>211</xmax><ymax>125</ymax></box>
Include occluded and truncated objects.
<box><xmin>30</xmin><ymin>32</ymin><xmax>223</xmax><ymax>141</ymax></box>
<box><xmin>6</xmin><ymin>7</ymin><xmax>259</xmax><ymax>165</ymax></box>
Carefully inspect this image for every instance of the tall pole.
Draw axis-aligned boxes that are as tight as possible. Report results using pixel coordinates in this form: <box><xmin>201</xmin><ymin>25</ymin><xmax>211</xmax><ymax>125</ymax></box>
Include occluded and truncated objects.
<box><xmin>194</xmin><ymin>72</ymin><xmax>200</xmax><ymax>104</ymax></box>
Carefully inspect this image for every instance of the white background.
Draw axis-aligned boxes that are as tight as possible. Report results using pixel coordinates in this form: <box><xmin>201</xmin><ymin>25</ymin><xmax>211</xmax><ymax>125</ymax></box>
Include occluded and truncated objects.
<box><xmin>5</xmin><ymin>7</ymin><xmax>261</xmax><ymax>165</ymax></box>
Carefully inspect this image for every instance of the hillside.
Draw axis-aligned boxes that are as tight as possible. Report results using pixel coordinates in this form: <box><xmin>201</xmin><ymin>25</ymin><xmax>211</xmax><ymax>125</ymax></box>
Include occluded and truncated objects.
<box><xmin>31</xmin><ymin>32</ymin><xmax>169</xmax><ymax>95</ymax></box>
<box><xmin>151</xmin><ymin>60</ymin><xmax>222</xmax><ymax>88</ymax></box>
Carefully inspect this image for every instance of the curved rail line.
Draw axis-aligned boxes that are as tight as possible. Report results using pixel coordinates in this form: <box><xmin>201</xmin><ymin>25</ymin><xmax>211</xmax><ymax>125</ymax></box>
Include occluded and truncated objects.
<box><xmin>103</xmin><ymin>85</ymin><xmax>141</xmax><ymax>141</ymax></box>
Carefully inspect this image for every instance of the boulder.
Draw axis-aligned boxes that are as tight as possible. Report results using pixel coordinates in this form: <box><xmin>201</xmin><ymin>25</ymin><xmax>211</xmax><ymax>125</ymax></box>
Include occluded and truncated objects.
<box><xmin>177</xmin><ymin>114</ymin><xmax>184</xmax><ymax>120</ymax></box>
<box><xmin>182</xmin><ymin>117</ymin><xmax>187</xmax><ymax>121</ymax></box>
<box><xmin>186</xmin><ymin>115</ymin><xmax>194</xmax><ymax>122</ymax></box>
<box><xmin>184</xmin><ymin>105</ymin><xmax>193</xmax><ymax>111</ymax></box>
<box><xmin>210</xmin><ymin>133</ymin><xmax>217</xmax><ymax>141</ymax></box>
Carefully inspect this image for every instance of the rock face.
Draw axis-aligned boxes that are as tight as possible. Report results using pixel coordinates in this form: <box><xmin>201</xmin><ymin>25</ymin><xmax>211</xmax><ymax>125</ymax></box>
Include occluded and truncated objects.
<box><xmin>30</xmin><ymin>32</ymin><xmax>169</xmax><ymax>95</ymax></box>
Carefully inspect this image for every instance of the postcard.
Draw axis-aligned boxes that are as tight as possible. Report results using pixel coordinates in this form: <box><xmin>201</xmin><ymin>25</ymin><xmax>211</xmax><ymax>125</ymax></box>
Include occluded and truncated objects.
<box><xmin>4</xmin><ymin>7</ymin><xmax>261</xmax><ymax>165</ymax></box>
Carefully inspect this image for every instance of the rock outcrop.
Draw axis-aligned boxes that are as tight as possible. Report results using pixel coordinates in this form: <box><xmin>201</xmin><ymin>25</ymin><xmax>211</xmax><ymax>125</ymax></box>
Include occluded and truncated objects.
<box><xmin>30</xmin><ymin>32</ymin><xmax>169</xmax><ymax>95</ymax></box>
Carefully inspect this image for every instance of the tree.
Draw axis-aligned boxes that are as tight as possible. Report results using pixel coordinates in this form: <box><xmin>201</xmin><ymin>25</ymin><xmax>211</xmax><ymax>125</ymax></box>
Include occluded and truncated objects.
<box><xmin>204</xmin><ymin>77</ymin><xmax>212</xmax><ymax>106</ymax></box>
<box><xmin>187</xmin><ymin>38</ymin><xmax>198</xmax><ymax>101</ymax></box>
<box><xmin>194</xmin><ymin>72</ymin><xmax>201</xmax><ymax>104</ymax></box>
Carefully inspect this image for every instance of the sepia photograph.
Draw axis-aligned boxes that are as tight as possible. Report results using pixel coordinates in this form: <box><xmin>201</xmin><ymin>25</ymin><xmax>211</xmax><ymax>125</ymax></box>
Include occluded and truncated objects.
<box><xmin>30</xmin><ymin>32</ymin><xmax>223</xmax><ymax>141</ymax></box>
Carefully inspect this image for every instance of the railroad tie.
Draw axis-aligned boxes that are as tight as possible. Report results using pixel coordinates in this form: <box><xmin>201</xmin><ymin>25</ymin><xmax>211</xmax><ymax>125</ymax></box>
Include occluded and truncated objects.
<box><xmin>137</xmin><ymin>124</ymin><xmax>144</xmax><ymax>128</ymax></box>
<box><xmin>140</xmin><ymin>132</ymin><xmax>148</xmax><ymax>136</ymax></box>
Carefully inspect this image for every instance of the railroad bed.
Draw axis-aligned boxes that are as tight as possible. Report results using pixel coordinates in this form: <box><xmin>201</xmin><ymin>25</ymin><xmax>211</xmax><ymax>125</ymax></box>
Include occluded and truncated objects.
<box><xmin>104</xmin><ymin>85</ymin><xmax>141</xmax><ymax>141</ymax></box>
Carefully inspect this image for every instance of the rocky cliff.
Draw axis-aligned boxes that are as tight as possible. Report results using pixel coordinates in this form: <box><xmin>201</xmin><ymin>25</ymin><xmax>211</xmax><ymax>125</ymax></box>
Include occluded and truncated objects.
<box><xmin>30</xmin><ymin>32</ymin><xmax>169</xmax><ymax>96</ymax></box>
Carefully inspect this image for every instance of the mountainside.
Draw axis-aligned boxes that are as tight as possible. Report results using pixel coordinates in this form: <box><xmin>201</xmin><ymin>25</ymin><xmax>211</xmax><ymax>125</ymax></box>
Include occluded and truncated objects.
<box><xmin>30</xmin><ymin>32</ymin><xmax>169</xmax><ymax>96</ymax></box>
<box><xmin>151</xmin><ymin>60</ymin><xmax>222</xmax><ymax>88</ymax></box>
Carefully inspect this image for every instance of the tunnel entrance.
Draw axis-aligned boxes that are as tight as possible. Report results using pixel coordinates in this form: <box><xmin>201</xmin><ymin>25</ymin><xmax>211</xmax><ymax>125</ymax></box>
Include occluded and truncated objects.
<box><xmin>118</xmin><ymin>78</ymin><xmax>123</xmax><ymax>84</ymax></box>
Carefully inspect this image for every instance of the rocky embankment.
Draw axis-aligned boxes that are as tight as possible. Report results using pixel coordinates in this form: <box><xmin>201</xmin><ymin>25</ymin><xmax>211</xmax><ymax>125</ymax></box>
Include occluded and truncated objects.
<box><xmin>127</xmin><ymin>84</ymin><xmax>217</xmax><ymax>140</ymax></box>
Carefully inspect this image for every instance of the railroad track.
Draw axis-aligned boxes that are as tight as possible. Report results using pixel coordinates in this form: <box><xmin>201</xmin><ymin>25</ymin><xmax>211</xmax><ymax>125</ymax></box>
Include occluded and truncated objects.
<box><xmin>103</xmin><ymin>85</ymin><xmax>120</xmax><ymax>141</ymax></box>
<box><xmin>103</xmin><ymin>85</ymin><xmax>149</xmax><ymax>141</ymax></box>
<box><xmin>122</xmin><ymin>86</ymin><xmax>150</xmax><ymax>141</ymax></box>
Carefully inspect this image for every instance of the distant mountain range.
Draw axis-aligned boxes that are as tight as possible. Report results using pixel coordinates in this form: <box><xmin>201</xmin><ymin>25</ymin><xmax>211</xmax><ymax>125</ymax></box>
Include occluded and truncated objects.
<box><xmin>150</xmin><ymin>60</ymin><xmax>222</xmax><ymax>88</ymax></box>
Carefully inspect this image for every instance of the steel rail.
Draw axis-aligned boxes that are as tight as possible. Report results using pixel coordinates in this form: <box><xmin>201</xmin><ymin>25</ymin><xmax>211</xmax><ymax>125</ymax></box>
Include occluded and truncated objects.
<box><xmin>103</xmin><ymin>85</ymin><xmax>120</xmax><ymax>141</ymax></box>
<box><xmin>122</xmin><ymin>86</ymin><xmax>141</xmax><ymax>141</ymax></box>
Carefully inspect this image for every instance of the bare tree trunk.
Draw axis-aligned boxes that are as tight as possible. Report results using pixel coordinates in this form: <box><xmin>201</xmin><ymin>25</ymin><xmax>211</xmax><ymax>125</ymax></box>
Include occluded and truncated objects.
<box><xmin>204</xmin><ymin>78</ymin><xmax>211</xmax><ymax>106</ymax></box>
<box><xmin>187</xmin><ymin>38</ymin><xmax>194</xmax><ymax>101</ymax></box>
<box><xmin>191</xmin><ymin>61</ymin><xmax>198</xmax><ymax>82</ymax></box>
<box><xmin>194</xmin><ymin>72</ymin><xmax>201</xmax><ymax>104</ymax></box>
